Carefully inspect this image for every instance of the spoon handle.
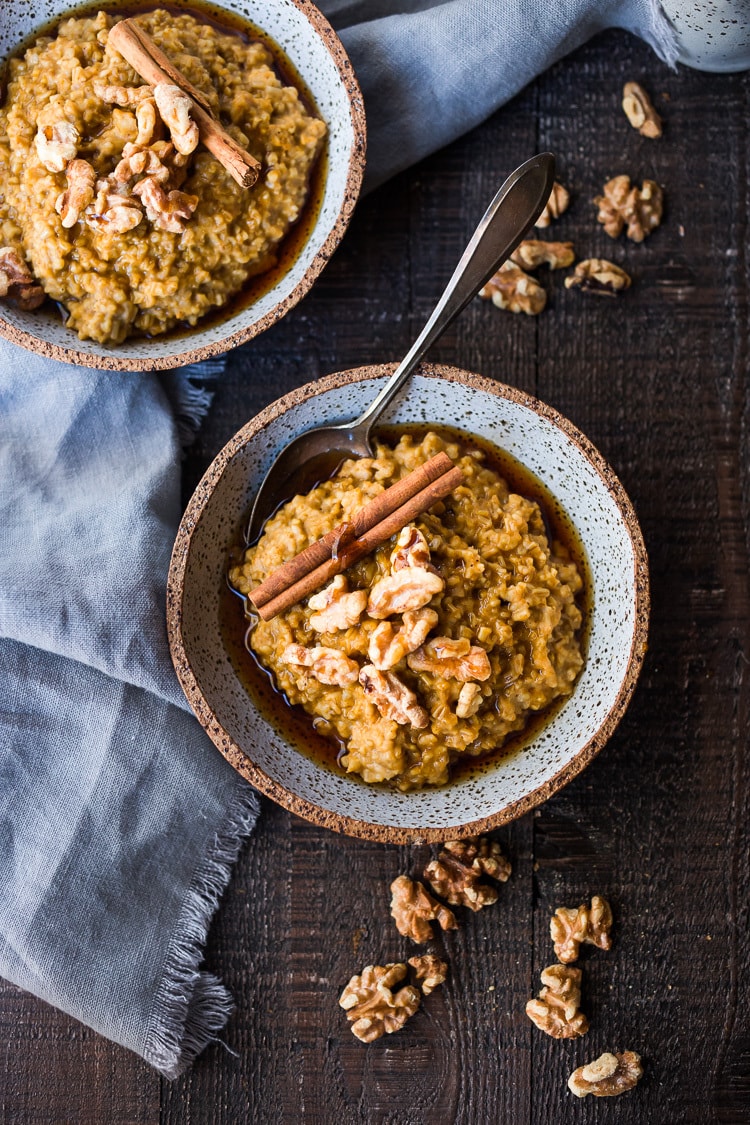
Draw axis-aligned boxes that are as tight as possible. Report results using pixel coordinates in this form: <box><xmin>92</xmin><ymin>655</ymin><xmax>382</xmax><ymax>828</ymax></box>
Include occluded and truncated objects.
<box><xmin>351</xmin><ymin>152</ymin><xmax>556</xmax><ymax>435</ymax></box>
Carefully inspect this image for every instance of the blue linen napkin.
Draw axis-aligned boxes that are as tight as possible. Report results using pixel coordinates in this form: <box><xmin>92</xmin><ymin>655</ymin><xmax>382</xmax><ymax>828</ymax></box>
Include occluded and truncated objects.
<box><xmin>0</xmin><ymin>0</ymin><xmax>675</xmax><ymax>1078</ymax></box>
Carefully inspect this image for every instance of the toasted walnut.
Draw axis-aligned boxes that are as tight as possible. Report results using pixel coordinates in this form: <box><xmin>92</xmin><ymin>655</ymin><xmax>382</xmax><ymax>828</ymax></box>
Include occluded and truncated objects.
<box><xmin>281</xmin><ymin>643</ymin><xmax>359</xmax><ymax>687</ymax></box>
<box><xmin>424</xmin><ymin>836</ymin><xmax>510</xmax><ymax>912</ymax></box>
<box><xmin>153</xmin><ymin>82</ymin><xmax>199</xmax><ymax>156</ymax></box>
<box><xmin>479</xmin><ymin>262</ymin><xmax>546</xmax><ymax>315</ymax></box>
<box><xmin>595</xmin><ymin>175</ymin><xmax>663</xmax><ymax>242</ymax></box>
<box><xmin>368</xmin><ymin>608</ymin><xmax>438</xmax><ymax>670</ymax></box>
<box><xmin>367</xmin><ymin>567</ymin><xmax>444</xmax><ymax>620</ymax></box>
<box><xmin>569</xmin><ymin>1051</ymin><xmax>643</xmax><ymax>1098</ymax></box>
<box><xmin>134</xmin><ymin>97</ymin><xmax>159</xmax><ymax>147</ymax></box>
<box><xmin>511</xmin><ymin>240</ymin><xmax>575</xmax><ymax>270</ymax></box>
<box><xmin>35</xmin><ymin>121</ymin><xmax>79</xmax><ymax>173</ymax></box>
<box><xmin>55</xmin><ymin>159</ymin><xmax>96</xmax><ymax>228</ymax></box>
<box><xmin>551</xmin><ymin>896</ymin><xmax>613</xmax><ymax>963</ymax></box>
<box><xmin>535</xmin><ymin>181</ymin><xmax>570</xmax><ymax>228</ymax></box>
<box><xmin>339</xmin><ymin>963</ymin><xmax>421</xmax><ymax>1042</ymax></box>
<box><xmin>390</xmin><ymin>525</ymin><xmax>432</xmax><ymax>571</ymax></box>
<box><xmin>456</xmin><ymin>682</ymin><xmax>482</xmax><ymax>718</ymax></box>
<box><xmin>131</xmin><ymin>177</ymin><xmax>198</xmax><ymax>233</ymax></box>
<box><xmin>408</xmin><ymin>954</ymin><xmax>448</xmax><ymax>995</ymax></box>
<box><xmin>390</xmin><ymin>875</ymin><xmax>457</xmax><ymax>943</ymax></box>
<box><xmin>0</xmin><ymin>247</ymin><xmax>45</xmax><ymax>310</ymax></box>
<box><xmin>94</xmin><ymin>81</ymin><xmax>154</xmax><ymax>106</ymax></box>
<box><xmin>359</xmin><ymin>665</ymin><xmax>429</xmax><ymax>728</ymax></box>
<box><xmin>407</xmin><ymin>637</ymin><xmax>491</xmax><ymax>683</ymax></box>
<box><xmin>308</xmin><ymin>575</ymin><xmax>368</xmax><ymax>633</ymax></box>
<box><xmin>525</xmin><ymin>964</ymin><xmax>589</xmax><ymax>1039</ymax></box>
<box><xmin>622</xmin><ymin>81</ymin><xmax>662</xmax><ymax>138</ymax></box>
<box><xmin>564</xmin><ymin>258</ymin><xmax>631</xmax><ymax>297</ymax></box>
<box><xmin>87</xmin><ymin>184</ymin><xmax>143</xmax><ymax>234</ymax></box>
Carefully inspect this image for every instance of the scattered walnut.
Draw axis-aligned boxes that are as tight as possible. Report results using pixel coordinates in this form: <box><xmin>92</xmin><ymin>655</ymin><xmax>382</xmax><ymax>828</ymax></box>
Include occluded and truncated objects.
<box><xmin>35</xmin><ymin>121</ymin><xmax>79</xmax><ymax>173</ymax></box>
<box><xmin>131</xmin><ymin>177</ymin><xmax>198</xmax><ymax>233</ymax></box>
<box><xmin>479</xmin><ymin>262</ymin><xmax>546</xmax><ymax>315</ymax></box>
<box><xmin>568</xmin><ymin>1051</ymin><xmax>643</xmax><ymax>1098</ymax></box>
<box><xmin>551</xmin><ymin>895</ymin><xmax>613</xmax><ymax>963</ymax></box>
<box><xmin>153</xmin><ymin>82</ymin><xmax>199</xmax><ymax>156</ymax></box>
<box><xmin>134</xmin><ymin>97</ymin><xmax>159</xmax><ymax>147</ymax></box>
<box><xmin>424</xmin><ymin>836</ymin><xmax>510</xmax><ymax>912</ymax></box>
<box><xmin>622</xmin><ymin>81</ymin><xmax>662</xmax><ymax>138</ymax></box>
<box><xmin>456</xmin><ymin>681</ymin><xmax>482</xmax><ymax>718</ymax></box>
<box><xmin>359</xmin><ymin>665</ymin><xmax>429</xmax><ymax>728</ymax></box>
<box><xmin>525</xmin><ymin>964</ymin><xmax>589</xmax><ymax>1039</ymax></box>
<box><xmin>535</xmin><ymin>181</ymin><xmax>570</xmax><ymax>228</ymax></box>
<box><xmin>339</xmin><ymin>963</ymin><xmax>421</xmax><ymax>1042</ymax></box>
<box><xmin>564</xmin><ymin>258</ymin><xmax>631</xmax><ymax>297</ymax></box>
<box><xmin>308</xmin><ymin>575</ymin><xmax>368</xmax><ymax>633</ymax></box>
<box><xmin>390</xmin><ymin>525</ymin><xmax>433</xmax><ymax>571</ymax></box>
<box><xmin>87</xmin><ymin>184</ymin><xmax>144</xmax><ymax>234</ymax></box>
<box><xmin>368</xmin><ymin>608</ymin><xmax>438</xmax><ymax>670</ymax></box>
<box><xmin>511</xmin><ymin>239</ymin><xmax>575</xmax><ymax>270</ymax></box>
<box><xmin>366</xmin><ymin>567</ymin><xmax>444</xmax><ymax>620</ymax></box>
<box><xmin>281</xmin><ymin>643</ymin><xmax>360</xmax><ymax>687</ymax></box>
<box><xmin>407</xmin><ymin>637</ymin><xmax>491</xmax><ymax>682</ymax></box>
<box><xmin>390</xmin><ymin>875</ymin><xmax>457</xmax><ymax>942</ymax></box>
<box><xmin>595</xmin><ymin>175</ymin><xmax>663</xmax><ymax>242</ymax></box>
<box><xmin>55</xmin><ymin>159</ymin><xmax>96</xmax><ymax>228</ymax></box>
<box><xmin>94</xmin><ymin>81</ymin><xmax>154</xmax><ymax>106</ymax></box>
<box><xmin>408</xmin><ymin>954</ymin><xmax>448</xmax><ymax>995</ymax></box>
<box><xmin>0</xmin><ymin>247</ymin><xmax>45</xmax><ymax>309</ymax></box>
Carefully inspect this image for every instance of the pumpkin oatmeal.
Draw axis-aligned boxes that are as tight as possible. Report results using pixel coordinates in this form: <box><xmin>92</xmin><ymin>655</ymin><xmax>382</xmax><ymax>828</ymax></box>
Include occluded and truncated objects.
<box><xmin>0</xmin><ymin>8</ymin><xmax>326</xmax><ymax>343</ymax></box>
<box><xmin>229</xmin><ymin>432</ymin><xmax>585</xmax><ymax>791</ymax></box>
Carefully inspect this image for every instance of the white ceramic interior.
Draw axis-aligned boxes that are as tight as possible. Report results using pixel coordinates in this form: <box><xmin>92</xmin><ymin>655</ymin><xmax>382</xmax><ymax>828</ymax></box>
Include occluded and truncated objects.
<box><xmin>168</xmin><ymin>364</ymin><xmax>650</xmax><ymax>842</ymax></box>
<box><xmin>0</xmin><ymin>0</ymin><xmax>365</xmax><ymax>369</ymax></box>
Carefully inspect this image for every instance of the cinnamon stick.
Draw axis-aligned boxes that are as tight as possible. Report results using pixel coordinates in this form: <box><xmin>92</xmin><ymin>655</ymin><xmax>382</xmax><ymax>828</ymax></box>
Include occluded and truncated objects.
<box><xmin>250</xmin><ymin>464</ymin><xmax>464</xmax><ymax>621</ymax></box>
<box><xmin>108</xmin><ymin>18</ymin><xmax>261</xmax><ymax>189</ymax></box>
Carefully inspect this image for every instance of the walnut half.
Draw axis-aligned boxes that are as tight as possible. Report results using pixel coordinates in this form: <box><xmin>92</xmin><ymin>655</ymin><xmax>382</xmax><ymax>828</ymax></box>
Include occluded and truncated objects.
<box><xmin>423</xmin><ymin>836</ymin><xmax>510</xmax><ymax>912</ymax></box>
<box><xmin>622</xmin><ymin>81</ymin><xmax>662</xmax><ymax>138</ymax></box>
<box><xmin>308</xmin><ymin>574</ymin><xmax>367</xmax><ymax>633</ymax></box>
<box><xmin>568</xmin><ymin>1051</ymin><xmax>643</xmax><ymax>1098</ymax></box>
<box><xmin>390</xmin><ymin>875</ymin><xmax>457</xmax><ymax>943</ymax></box>
<box><xmin>359</xmin><ymin>665</ymin><xmax>429</xmax><ymax>728</ymax></box>
<box><xmin>55</xmin><ymin>159</ymin><xmax>96</xmax><ymax>228</ymax></box>
<box><xmin>339</xmin><ymin>963</ymin><xmax>421</xmax><ymax>1042</ymax></box>
<box><xmin>479</xmin><ymin>262</ymin><xmax>546</xmax><ymax>315</ymax></box>
<box><xmin>564</xmin><ymin>259</ymin><xmax>631</xmax><ymax>297</ymax></box>
<box><xmin>550</xmin><ymin>895</ymin><xmax>613</xmax><ymax>963</ymax></box>
<box><xmin>535</xmin><ymin>181</ymin><xmax>570</xmax><ymax>228</ymax></box>
<box><xmin>511</xmin><ymin>239</ymin><xmax>575</xmax><ymax>271</ymax></box>
<box><xmin>525</xmin><ymin>964</ymin><xmax>589</xmax><ymax>1039</ymax></box>
<box><xmin>595</xmin><ymin>175</ymin><xmax>663</xmax><ymax>242</ymax></box>
<box><xmin>408</xmin><ymin>954</ymin><xmax>448</xmax><ymax>995</ymax></box>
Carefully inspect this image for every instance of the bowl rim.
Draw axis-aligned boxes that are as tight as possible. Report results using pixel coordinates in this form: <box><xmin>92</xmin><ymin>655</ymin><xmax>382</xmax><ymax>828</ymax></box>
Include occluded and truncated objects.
<box><xmin>0</xmin><ymin>0</ymin><xmax>366</xmax><ymax>371</ymax></box>
<box><xmin>167</xmin><ymin>362</ymin><xmax>651</xmax><ymax>842</ymax></box>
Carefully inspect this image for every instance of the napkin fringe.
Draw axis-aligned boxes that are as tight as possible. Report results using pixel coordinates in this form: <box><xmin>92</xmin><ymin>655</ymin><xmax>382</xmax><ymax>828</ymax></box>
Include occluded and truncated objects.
<box><xmin>143</xmin><ymin>781</ymin><xmax>260</xmax><ymax>1079</ymax></box>
<box><xmin>160</xmin><ymin>359</ymin><xmax>225</xmax><ymax>449</ymax></box>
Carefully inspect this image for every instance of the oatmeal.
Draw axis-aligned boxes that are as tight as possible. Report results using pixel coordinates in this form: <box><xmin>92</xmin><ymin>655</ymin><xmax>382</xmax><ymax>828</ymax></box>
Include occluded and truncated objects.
<box><xmin>0</xmin><ymin>8</ymin><xmax>326</xmax><ymax>343</ymax></box>
<box><xmin>229</xmin><ymin>432</ymin><xmax>585</xmax><ymax>791</ymax></box>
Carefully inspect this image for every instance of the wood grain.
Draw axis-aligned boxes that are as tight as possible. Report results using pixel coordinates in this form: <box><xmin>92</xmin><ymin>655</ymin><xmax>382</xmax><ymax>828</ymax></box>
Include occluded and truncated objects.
<box><xmin>3</xmin><ymin>29</ymin><xmax>749</xmax><ymax>1125</ymax></box>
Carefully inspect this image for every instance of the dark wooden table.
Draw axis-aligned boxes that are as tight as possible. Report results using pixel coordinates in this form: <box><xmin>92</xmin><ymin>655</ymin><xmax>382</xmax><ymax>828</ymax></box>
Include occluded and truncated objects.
<box><xmin>2</xmin><ymin>26</ymin><xmax>749</xmax><ymax>1125</ymax></box>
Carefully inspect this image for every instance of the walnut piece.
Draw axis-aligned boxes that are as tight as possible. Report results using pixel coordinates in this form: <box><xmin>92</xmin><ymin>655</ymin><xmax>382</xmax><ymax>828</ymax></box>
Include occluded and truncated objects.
<box><xmin>135</xmin><ymin>97</ymin><xmax>159</xmax><ymax>147</ymax></box>
<box><xmin>622</xmin><ymin>81</ymin><xmax>662</xmax><ymax>138</ymax></box>
<box><xmin>366</xmin><ymin>567</ymin><xmax>444</xmax><ymax>619</ymax></box>
<box><xmin>564</xmin><ymin>258</ymin><xmax>631</xmax><ymax>297</ymax></box>
<box><xmin>525</xmin><ymin>964</ymin><xmax>589</xmax><ymax>1039</ymax></box>
<box><xmin>407</xmin><ymin>637</ymin><xmax>491</xmax><ymax>682</ymax></box>
<box><xmin>568</xmin><ymin>1051</ymin><xmax>643</xmax><ymax>1098</ymax></box>
<box><xmin>153</xmin><ymin>82</ymin><xmax>199</xmax><ymax>156</ymax></box>
<box><xmin>423</xmin><ymin>836</ymin><xmax>510</xmax><ymax>912</ymax></box>
<box><xmin>0</xmin><ymin>247</ymin><xmax>45</xmax><ymax>310</ymax></box>
<box><xmin>408</xmin><ymin>954</ymin><xmax>448</xmax><ymax>995</ymax></box>
<box><xmin>456</xmin><ymin>682</ymin><xmax>482</xmax><ymax>718</ymax></box>
<box><xmin>281</xmin><ymin>643</ymin><xmax>360</xmax><ymax>686</ymax></box>
<box><xmin>35</xmin><ymin>121</ymin><xmax>79</xmax><ymax>173</ymax></box>
<box><xmin>339</xmin><ymin>963</ymin><xmax>421</xmax><ymax>1042</ymax></box>
<box><xmin>551</xmin><ymin>895</ymin><xmax>613</xmax><ymax>963</ymax></box>
<box><xmin>535</xmin><ymin>181</ymin><xmax>570</xmax><ymax>228</ymax></box>
<box><xmin>368</xmin><ymin>608</ymin><xmax>438</xmax><ymax>670</ymax></box>
<box><xmin>595</xmin><ymin>175</ymin><xmax>663</xmax><ymax>242</ymax></box>
<box><xmin>87</xmin><ymin>183</ymin><xmax>144</xmax><ymax>234</ymax></box>
<box><xmin>308</xmin><ymin>575</ymin><xmax>368</xmax><ymax>633</ymax></box>
<box><xmin>511</xmin><ymin>239</ymin><xmax>575</xmax><ymax>270</ymax></box>
<box><xmin>131</xmin><ymin>176</ymin><xmax>198</xmax><ymax>233</ymax></box>
<box><xmin>479</xmin><ymin>262</ymin><xmax>546</xmax><ymax>315</ymax></box>
<box><xmin>390</xmin><ymin>525</ymin><xmax>433</xmax><ymax>571</ymax></box>
<box><xmin>94</xmin><ymin>81</ymin><xmax>154</xmax><ymax>106</ymax></box>
<box><xmin>390</xmin><ymin>875</ymin><xmax>457</xmax><ymax>943</ymax></box>
<box><xmin>113</xmin><ymin>141</ymin><xmax>177</xmax><ymax>186</ymax></box>
<box><xmin>55</xmin><ymin>159</ymin><xmax>96</xmax><ymax>228</ymax></box>
<box><xmin>359</xmin><ymin>665</ymin><xmax>429</xmax><ymax>728</ymax></box>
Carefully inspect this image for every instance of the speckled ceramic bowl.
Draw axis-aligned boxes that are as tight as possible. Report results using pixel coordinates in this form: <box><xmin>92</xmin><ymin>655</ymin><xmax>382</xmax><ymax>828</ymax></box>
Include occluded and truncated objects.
<box><xmin>0</xmin><ymin>0</ymin><xmax>365</xmax><ymax>370</ymax></box>
<box><xmin>167</xmin><ymin>364</ymin><xmax>650</xmax><ymax>842</ymax></box>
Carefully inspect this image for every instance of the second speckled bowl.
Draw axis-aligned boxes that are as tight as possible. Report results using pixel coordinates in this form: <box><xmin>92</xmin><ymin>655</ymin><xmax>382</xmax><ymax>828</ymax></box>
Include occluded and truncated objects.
<box><xmin>167</xmin><ymin>364</ymin><xmax>650</xmax><ymax>843</ymax></box>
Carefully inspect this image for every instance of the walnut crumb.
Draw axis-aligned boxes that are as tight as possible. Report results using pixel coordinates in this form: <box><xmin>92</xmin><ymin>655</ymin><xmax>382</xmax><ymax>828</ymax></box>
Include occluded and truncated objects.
<box><xmin>595</xmin><ymin>175</ymin><xmax>663</xmax><ymax>242</ymax></box>
<box><xmin>568</xmin><ymin>1051</ymin><xmax>643</xmax><ymax>1097</ymax></box>
<box><xmin>511</xmin><ymin>239</ymin><xmax>575</xmax><ymax>270</ymax></box>
<box><xmin>390</xmin><ymin>875</ymin><xmax>457</xmax><ymax>942</ymax></box>
<box><xmin>339</xmin><ymin>963</ymin><xmax>420</xmax><ymax>1042</ymax></box>
<box><xmin>622</xmin><ymin>81</ymin><xmax>662</xmax><ymax>138</ymax></box>
<box><xmin>423</xmin><ymin>836</ymin><xmax>510</xmax><ymax>912</ymax></box>
<box><xmin>564</xmin><ymin>259</ymin><xmax>631</xmax><ymax>296</ymax></box>
<box><xmin>535</xmin><ymin>181</ymin><xmax>570</xmax><ymax>228</ymax></box>
<box><xmin>525</xmin><ymin>963</ymin><xmax>589</xmax><ymax>1039</ymax></box>
<box><xmin>408</xmin><ymin>954</ymin><xmax>448</xmax><ymax>995</ymax></box>
<box><xmin>551</xmin><ymin>895</ymin><xmax>613</xmax><ymax>963</ymax></box>
<box><xmin>479</xmin><ymin>262</ymin><xmax>546</xmax><ymax>315</ymax></box>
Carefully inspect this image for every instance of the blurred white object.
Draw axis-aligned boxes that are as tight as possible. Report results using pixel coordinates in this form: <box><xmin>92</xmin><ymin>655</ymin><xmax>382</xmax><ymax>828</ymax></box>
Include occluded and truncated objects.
<box><xmin>659</xmin><ymin>0</ymin><xmax>750</xmax><ymax>70</ymax></box>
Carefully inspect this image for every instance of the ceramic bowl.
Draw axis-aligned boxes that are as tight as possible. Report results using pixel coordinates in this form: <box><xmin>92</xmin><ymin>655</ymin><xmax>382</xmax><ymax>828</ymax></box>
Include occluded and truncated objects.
<box><xmin>0</xmin><ymin>0</ymin><xmax>365</xmax><ymax>370</ymax></box>
<box><xmin>167</xmin><ymin>364</ymin><xmax>650</xmax><ymax>843</ymax></box>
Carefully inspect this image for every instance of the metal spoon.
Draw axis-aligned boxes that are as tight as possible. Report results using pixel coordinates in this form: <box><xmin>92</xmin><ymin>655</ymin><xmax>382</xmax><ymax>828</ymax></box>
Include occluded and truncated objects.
<box><xmin>245</xmin><ymin>151</ymin><xmax>556</xmax><ymax>544</ymax></box>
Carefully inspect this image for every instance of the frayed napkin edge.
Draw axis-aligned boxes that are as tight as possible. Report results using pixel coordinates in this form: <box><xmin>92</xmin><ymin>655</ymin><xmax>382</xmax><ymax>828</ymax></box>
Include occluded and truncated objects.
<box><xmin>160</xmin><ymin>358</ymin><xmax>225</xmax><ymax>451</ymax></box>
<box><xmin>143</xmin><ymin>780</ymin><xmax>261</xmax><ymax>1079</ymax></box>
